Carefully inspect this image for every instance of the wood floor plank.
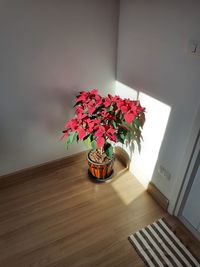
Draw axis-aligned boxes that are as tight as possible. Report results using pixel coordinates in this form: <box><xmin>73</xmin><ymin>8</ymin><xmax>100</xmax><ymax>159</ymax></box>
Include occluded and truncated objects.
<box><xmin>0</xmin><ymin>154</ymin><xmax>199</xmax><ymax>266</ymax></box>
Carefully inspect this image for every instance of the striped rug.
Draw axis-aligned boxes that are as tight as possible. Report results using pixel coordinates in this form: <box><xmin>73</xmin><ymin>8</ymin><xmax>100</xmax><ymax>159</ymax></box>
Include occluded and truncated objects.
<box><xmin>128</xmin><ymin>218</ymin><xmax>200</xmax><ymax>267</ymax></box>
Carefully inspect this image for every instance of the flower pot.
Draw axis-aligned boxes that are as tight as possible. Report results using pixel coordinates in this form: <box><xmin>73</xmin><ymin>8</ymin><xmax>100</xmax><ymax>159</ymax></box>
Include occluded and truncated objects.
<box><xmin>87</xmin><ymin>150</ymin><xmax>115</xmax><ymax>182</ymax></box>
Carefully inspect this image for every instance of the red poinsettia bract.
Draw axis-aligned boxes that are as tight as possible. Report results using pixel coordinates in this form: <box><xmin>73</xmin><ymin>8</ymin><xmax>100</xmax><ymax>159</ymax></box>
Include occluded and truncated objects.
<box><xmin>62</xmin><ymin>89</ymin><xmax>145</xmax><ymax>156</ymax></box>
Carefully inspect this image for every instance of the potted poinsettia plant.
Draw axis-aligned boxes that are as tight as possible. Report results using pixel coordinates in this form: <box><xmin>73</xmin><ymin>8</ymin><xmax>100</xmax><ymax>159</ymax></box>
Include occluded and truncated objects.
<box><xmin>61</xmin><ymin>89</ymin><xmax>145</xmax><ymax>181</ymax></box>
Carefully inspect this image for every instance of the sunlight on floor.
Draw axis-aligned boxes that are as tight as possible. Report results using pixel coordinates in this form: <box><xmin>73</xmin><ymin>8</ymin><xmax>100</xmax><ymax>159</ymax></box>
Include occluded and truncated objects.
<box><xmin>110</xmin><ymin>173</ymin><xmax>144</xmax><ymax>205</ymax></box>
<box><xmin>115</xmin><ymin>81</ymin><xmax>171</xmax><ymax>188</ymax></box>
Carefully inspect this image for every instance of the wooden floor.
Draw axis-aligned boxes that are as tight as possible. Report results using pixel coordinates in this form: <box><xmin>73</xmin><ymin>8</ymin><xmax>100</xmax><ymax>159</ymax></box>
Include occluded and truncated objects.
<box><xmin>0</xmin><ymin>154</ymin><xmax>199</xmax><ymax>267</ymax></box>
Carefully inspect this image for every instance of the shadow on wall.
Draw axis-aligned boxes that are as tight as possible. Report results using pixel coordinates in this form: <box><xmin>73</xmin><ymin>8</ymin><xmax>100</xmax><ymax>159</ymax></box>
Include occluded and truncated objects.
<box><xmin>37</xmin><ymin>86</ymin><xmax>79</xmax><ymax>133</ymax></box>
<box><xmin>0</xmin><ymin>86</ymin><xmax>80</xmax><ymax>167</ymax></box>
<box><xmin>115</xmin><ymin>81</ymin><xmax>171</xmax><ymax>188</ymax></box>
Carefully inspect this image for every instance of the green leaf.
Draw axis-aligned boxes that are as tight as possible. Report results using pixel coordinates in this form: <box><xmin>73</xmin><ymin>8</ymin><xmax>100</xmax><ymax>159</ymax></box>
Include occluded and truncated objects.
<box><xmin>115</xmin><ymin>132</ymin><xmax>125</xmax><ymax>144</ymax></box>
<box><xmin>83</xmin><ymin>108</ymin><xmax>88</xmax><ymax>114</ymax></box>
<box><xmin>66</xmin><ymin>136</ymin><xmax>71</xmax><ymax>145</ymax></box>
<box><xmin>90</xmin><ymin>135</ymin><xmax>94</xmax><ymax>142</ymax></box>
<box><xmin>107</xmin><ymin>105</ymin><xmax>113</xmax><ymax>112</ymax></box>
<box><xmin>93</xmin><ymin>104</ymin><xmax>104</xmax><ymax>114</ymax></box>
<box><xmin>73</xmin><ymin>100</ymin><xmax>82</xmax><ymax>107</ymax></box>
<box><xmin>123</xmin><ymin>122</ymin><xmax>132</xmax><ymax>130</ymax></box>
<box><xmin>111</xmin><ymin>120</ymin><xmax>117</xmax><ymax>129</ymax></box>
<box><xmin>67</xmin><ymin>131</ymin><xmax>78</xmax><ymax>145</ymax></box>
<box><xmin>76</xmin><ymin>135</ymin><xmax>79</xmax><ymax>142</ymax></box>
<box><xmin>115</xmin><ymin>109</ymin><xmax>120</xmax><ymax>116</ymax></box>
<box><xmin>133</xmin><ymin>113</ymin><xmax>145</xmax><ymax>129</ymax></box>
<box><xmin>117</xmin><ymin>127</ymin><xmax>128</xmax><ymax>144</ymax></box>
<box><xmin>72</xmin><ymin>132</ymin><xmax>78</xmax><ymax>142</ymax></box>
<box><xmin>83</xmin><ymin>134</ymin><xmax>90</xmax><ymax>141</ymax></box>
<box><xmin>133</xmin><ymin>116</ymin><xmax>143</xmax><ymax>130</ymax></box>
<box><xmin>118</xmin><ymin>127</ymin><xmax>128</xmax><ymax>136</ymax></box>
<box><xmin>120</xmin><ymin>133</ymin><xmax>125</xmax><ymax>140</ymax></box>
<box><xmin>91</xmin><ymin>140</ymin><xmax>97</xmax><ymax>150</ymax></box>
<box><xmin>104</xmin><ymin>143</ymin><xmax>113</xmax><ymax>159</ymax></box>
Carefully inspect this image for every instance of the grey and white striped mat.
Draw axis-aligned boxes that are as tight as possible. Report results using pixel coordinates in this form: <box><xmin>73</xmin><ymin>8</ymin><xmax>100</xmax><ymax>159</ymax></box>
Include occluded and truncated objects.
<box><xmin>128</xmin><ymin>218</ymin><xmax>200</xmax><ymax>267</ymax></box>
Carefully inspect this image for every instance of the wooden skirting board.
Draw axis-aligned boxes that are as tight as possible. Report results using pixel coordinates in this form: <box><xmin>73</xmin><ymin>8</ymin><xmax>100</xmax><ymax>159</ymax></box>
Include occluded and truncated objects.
<box><xmin>114</xmin><ymin>146</ymin><xmax>130</xmax><ymax>169</ymax></box>
<box><xmin>147</xmin><ymin>181</ymin><xmax>169</xmax><ymax>211</ymax></box>
<box><xmin>0</xmin><ymin>151</ymin><xmax>88</xmax><ymax>190</ymax></box>
<box><xmin>0</xmin><ymin>147</ymin><xmax>129</xmax><ymax>190</ymax></box>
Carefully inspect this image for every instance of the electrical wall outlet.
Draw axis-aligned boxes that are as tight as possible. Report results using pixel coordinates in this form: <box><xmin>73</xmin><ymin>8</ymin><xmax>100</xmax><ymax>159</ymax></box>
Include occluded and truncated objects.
<box><xmin>158</xmin><ymin>165</ymin><xmax>171</xmax><ymax>180</ymax></box>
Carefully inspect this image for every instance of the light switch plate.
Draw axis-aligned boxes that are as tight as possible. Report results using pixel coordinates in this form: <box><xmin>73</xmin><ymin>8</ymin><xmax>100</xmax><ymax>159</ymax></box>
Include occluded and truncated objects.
<box><xmin>196</xmin><ymin>42</ymin><xmax>200</xmax><ymax>56</ymax></box>
<box><xmin>188</xmin><ymin>40</ymin><xmax>200</xmax><ymax>56</ymax></box>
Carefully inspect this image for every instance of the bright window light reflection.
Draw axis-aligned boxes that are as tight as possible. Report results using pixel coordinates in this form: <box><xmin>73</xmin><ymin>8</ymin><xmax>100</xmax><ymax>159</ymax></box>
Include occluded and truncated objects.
<box><xmin>115</xmin><ymin>81</ymin><xmax>171</xmax><ymax>188</ymax></box>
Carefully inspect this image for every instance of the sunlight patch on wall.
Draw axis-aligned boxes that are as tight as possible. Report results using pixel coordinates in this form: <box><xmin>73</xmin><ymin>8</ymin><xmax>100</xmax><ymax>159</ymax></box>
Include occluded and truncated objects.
<box><xmin>115</xmin><ymin>81</ymin><xmax>171</xmax><ymax>188</ymax></box>
<box><xmin>115</xmin><ymin>81</ymin><xmax>138</xmax><ymax>99</ymax></box>
<box><xmin>130</xmin><ymin>92</ymin><xmax>171</xmax><ymax>187</ymax></box>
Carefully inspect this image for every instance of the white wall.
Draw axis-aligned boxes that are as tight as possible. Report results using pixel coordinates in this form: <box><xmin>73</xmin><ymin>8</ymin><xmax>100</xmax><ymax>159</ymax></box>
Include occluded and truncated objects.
<box><xmin>0</xmin><ymin>0</ymin><xmax>119</xmax><ymax>176</ymax></box>
<box><xmin>117</xmin><ymin>0</ymin><xmax>200</xmax><ymax>212</ymax></box>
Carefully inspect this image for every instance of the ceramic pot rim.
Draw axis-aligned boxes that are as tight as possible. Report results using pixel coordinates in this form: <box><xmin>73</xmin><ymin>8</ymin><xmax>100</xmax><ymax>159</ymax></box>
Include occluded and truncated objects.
<box><xmin>87</xmin><ymin>150</ymin><xmax>115</xmax><ymax>166</ymax></box>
